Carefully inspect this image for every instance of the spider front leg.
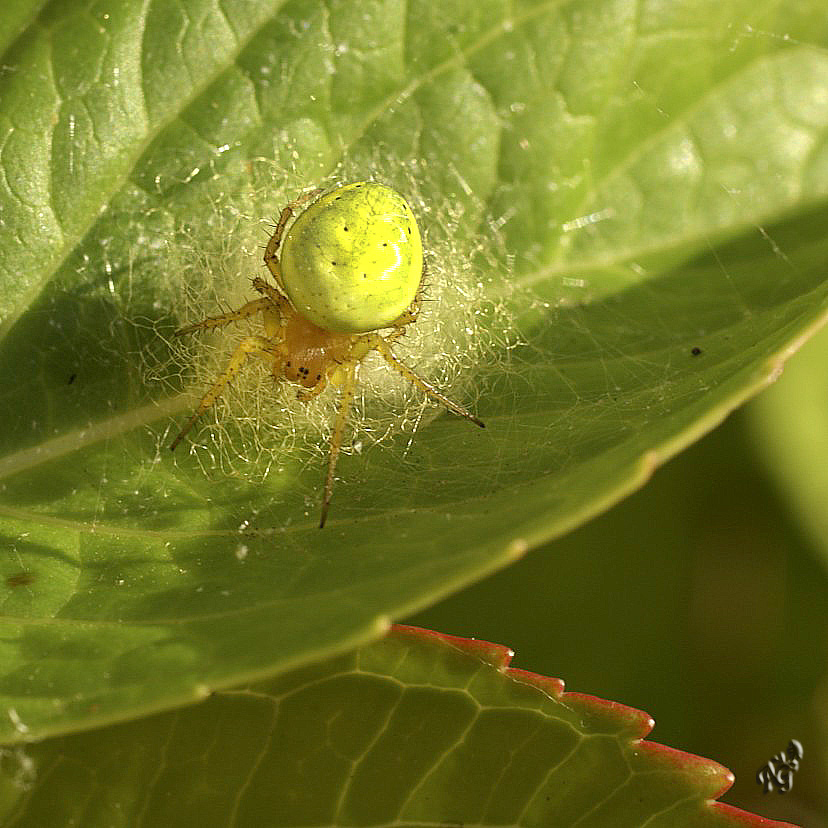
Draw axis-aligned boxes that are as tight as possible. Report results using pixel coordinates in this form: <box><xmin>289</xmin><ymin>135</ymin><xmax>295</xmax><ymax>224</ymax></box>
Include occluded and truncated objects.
<box><xmin>251</xmin><ymin>276</ymin><xmax>292</xmax><ymax>308</ymax></box>
<box><xmin>170</xmin><ymin>335</ymin><xmax>279</xmax><ymax>451</ymax></box>
<box><xmin>249</xmin><ymin>277</ymin><xmax>293</xmax><ymax>338</ymax></box>
<box><xmin>173</xmin><ymin>298</ymin><xmax>273</xmax><ymax>337</ymax></box>
<box><xmin>264</xmin><ymin>188</ymin><xmax>324</xmax><ymax>287</ymax></box>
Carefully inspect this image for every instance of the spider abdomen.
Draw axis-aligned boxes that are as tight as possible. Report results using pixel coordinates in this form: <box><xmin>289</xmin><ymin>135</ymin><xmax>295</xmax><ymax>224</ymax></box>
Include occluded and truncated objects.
<box><xmin>279</xmin><ymin>182</ymin><xmax>423</xmax><ymax>334</ymax></box>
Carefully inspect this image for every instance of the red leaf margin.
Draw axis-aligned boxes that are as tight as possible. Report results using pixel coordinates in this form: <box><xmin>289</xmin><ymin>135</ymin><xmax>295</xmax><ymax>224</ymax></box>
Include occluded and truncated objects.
<box><xmin>392</xmin><ymin>624</ymin><xmax>798</xmax><ymax>828</ymax></box>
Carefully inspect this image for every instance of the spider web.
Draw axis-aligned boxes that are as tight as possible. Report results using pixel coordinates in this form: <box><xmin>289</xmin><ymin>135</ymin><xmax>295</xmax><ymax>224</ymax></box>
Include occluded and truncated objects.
<box><xmin>138</xmin><ymin>155</ymin><xmax>517</xmax><ymax>492</ymax></box>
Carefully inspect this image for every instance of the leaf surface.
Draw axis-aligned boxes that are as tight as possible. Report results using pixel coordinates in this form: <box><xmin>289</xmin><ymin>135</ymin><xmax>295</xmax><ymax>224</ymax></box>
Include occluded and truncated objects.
<box><xmin>1</xmin><ymin>0</ymin><xmax>828</xmax><ymax>741</ymax></box>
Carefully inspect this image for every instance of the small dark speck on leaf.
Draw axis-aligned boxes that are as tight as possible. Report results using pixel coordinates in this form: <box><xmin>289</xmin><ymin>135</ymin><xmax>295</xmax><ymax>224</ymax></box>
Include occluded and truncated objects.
<box><xmin>68</xmin><ymin>373</ymin><xmax>77</xmax><ymax>384</ymax></box>
<box><xmin>6</xmin><ymin>572</ymin><xmax>35</xmax><ymax>588</ymax></box>
<box><xmin>691</xmin><ymin>347</ymin><xmax>703</xmax><ymax>356</ymax></box>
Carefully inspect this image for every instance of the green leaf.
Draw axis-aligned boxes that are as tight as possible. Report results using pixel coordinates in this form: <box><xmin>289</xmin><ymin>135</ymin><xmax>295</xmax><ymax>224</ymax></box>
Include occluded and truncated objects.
<box><xmin>1</xmin><ymin>0</ymin><xmax>828</xmax><ymax>744</ymax></box>
<box><xmin>0</xmin><ymin>627</ymin><xmax>798</xmax><ymax>827</ymax></box>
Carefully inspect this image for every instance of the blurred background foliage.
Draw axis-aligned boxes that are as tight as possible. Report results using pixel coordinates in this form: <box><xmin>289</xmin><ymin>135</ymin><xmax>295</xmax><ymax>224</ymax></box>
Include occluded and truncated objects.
<box><xmin>408</xmin><ymin>364</ymin><xmax>828</xmax><ymax>825</ymax></box>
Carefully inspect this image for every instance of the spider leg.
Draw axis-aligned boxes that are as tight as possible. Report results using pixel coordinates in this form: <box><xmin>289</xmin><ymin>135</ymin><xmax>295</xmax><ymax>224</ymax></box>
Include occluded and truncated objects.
<box><xmin>320</xmin><ymin>362</ymin><xmax>356</xmax><ymax>528</ymax></box>
<box><xmin>173</xmin><ymin>298</ymin><xmax>272</xmax><ymax>337</ymax></box>
<box><xmin>252</xmin><ymin>276</ymin><xmax>291</xmax><ymax>306</ymax></box>
<box><xmin>264</xmin><ymin>188</ymin><xmax>325</xmax><ymax>284</ymax></box>
<box><xmin>370</xmin><ymin>336</ymin><xmax>485</xmax><ymax>428</ymax></box>
<box><xmin>170</xmin><ymin>335</ymin><xmax>279</xmax><ymax>451</ymax></box>
<box><xmin>391</xmin><ymin>288</ymin><xmax>423</xmax><ymax>331</ymax></box>
<box><xmin>385</xmin><ymin>307</ymin><xmax>417</xmax><ymax>347</ymax></box>
<box><xmin>245</xmin><ymin>277</ymin><xmax>294</xmax><ymax>340</ymax></box>
<box><xmin>296</xmin><ymin>374</ymin><xmax>328</xmax><ymax>403</ymax></box>
<box><xmin>387</xmin><ymin>277</ymin><xmax>425</xmax><ymax>342</ymax></box>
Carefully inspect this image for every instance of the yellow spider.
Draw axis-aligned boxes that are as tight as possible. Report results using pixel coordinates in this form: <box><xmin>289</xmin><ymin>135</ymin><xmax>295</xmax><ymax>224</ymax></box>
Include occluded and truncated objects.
<box><xmin>170</xmin><ymin>182</ymin><xmax>484</xmax><ymax>527</ymax></box>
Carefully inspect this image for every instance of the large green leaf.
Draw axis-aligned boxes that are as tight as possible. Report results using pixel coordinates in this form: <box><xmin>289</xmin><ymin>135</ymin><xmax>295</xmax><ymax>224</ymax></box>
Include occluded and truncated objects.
<box><xmin>0</xmin><ymin>627</ymin><xmax>799</xmax><ymax>827</ymax></box>
<box><xmin>1</xmin><ymin>0</ymin><xmax>828</xmax><ymax>743</ymax></box>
